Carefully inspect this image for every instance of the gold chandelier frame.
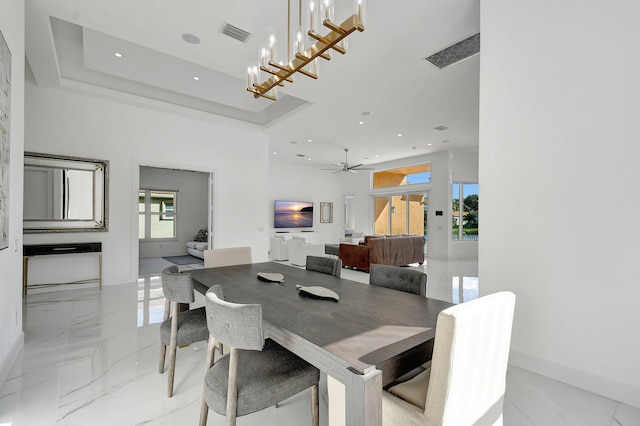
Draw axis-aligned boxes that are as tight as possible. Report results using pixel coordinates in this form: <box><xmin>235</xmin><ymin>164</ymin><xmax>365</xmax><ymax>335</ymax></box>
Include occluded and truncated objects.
<box><xmin>247</xmin><ymin>1</ymin><xmax>365</xmax><ymax>101</ymax></box>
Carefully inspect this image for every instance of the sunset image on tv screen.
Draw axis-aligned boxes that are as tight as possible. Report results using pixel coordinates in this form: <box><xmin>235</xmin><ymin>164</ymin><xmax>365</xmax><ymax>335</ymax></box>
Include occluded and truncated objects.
<box><xmin>274</xmin><ymin>201</ymin><xmax>313</xmax><ymax>228</ymax></box>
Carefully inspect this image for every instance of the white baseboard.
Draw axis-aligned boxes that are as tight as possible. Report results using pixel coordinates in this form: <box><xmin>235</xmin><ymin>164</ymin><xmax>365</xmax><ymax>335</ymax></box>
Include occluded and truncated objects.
<box><xmin>0</xmin><ymin>332</ymin><xmax>24</xmax><ymax>392</ymax></box>
<box><xmin>510</xmin><ymin>349</ymin><xmax>640</xmax><ymax>409</ymax></box>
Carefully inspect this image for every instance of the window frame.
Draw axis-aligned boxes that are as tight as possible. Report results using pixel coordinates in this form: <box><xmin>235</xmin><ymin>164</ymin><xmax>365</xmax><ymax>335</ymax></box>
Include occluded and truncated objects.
<box><xmin>452</xmin><ymin>182</ymin><xmax>478</xmax><ymax>241</ymax></box>
<box><xmin>139</xmin><ymin>188</ymin><xmax>179</xmax><ymax>241</ymax></box>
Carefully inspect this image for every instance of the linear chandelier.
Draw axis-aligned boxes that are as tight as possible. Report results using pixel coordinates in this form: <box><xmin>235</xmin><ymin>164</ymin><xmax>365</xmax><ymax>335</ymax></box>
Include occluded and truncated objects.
<box><xmin>247</xmin><ymin>0</ymin><xmax>365</xmax><ymax>101</ymax></box>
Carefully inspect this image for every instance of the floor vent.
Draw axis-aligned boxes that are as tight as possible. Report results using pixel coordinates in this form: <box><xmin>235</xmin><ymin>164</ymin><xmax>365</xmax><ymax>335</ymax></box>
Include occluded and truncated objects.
<box><xmin>426</xmin><ymin>33</ymin><xmax>480</xmax><ymax>69</ymax></box>
<box><xmin>220</xmin><ymin>22</ymin><xmax>252</xmax><ymax>43</ymax></box>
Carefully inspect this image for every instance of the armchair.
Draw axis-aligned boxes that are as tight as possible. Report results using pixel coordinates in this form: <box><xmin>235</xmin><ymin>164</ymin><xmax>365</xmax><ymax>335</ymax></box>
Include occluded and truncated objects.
<box><xmin>288</xmin><ymin>237</ymin><xmax>325</xmax><ymax>266</ymax></box>
<box><xmin>269</xmin><ymin>235</ymin><xmax>289</xmax><ymax>261</ymax></box>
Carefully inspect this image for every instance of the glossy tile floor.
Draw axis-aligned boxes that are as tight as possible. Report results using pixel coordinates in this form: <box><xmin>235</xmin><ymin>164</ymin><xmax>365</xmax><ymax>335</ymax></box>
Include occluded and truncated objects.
<box><xmin>1</xmin><ymin>257</ymin><xmax>638</xmax><ymax>425</ymax></box>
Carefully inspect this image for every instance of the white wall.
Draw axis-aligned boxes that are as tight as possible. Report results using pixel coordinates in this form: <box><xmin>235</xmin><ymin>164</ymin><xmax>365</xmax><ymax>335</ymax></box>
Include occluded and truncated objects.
<box><xmin>139</xmin><ymin>166</ymin><xmax>208</xmax><ymax>258</ymax></box>
<box><xmin>24</xmin><ymin>81</ymin><xmax>270</xmax><ymax>286</ymax></box>
<box><xmin>268</xmin><ymin>160</ymin><xmax>343</xmax><ymax>245</ymax></box>
<box><xmin>0</xmin><ymin>0</ymin><xmax>25</xmax><ymax>390</ymax></box>
<box><xmin>480</xmin><ymin>0</ymin><xmax>640</xmax><ymax>407</ymax></box>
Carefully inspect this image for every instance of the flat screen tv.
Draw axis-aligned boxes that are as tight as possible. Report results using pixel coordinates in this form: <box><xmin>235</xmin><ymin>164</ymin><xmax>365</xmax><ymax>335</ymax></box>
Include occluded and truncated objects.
<box><xmin>274</xmin><ymin>200</ymin><xmax>313</xmax><ymax>228</ymax></box>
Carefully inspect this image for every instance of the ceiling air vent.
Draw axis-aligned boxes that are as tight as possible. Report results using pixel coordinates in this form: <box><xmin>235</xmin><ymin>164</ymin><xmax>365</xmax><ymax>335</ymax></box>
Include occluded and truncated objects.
<box><xmin>426</xmin><ymin>33</ymin><xmax>480</xmax><ymax>69</ymax></box>
<box><xmin>220</xmin><ymin>22</ymin><xmax>252</xmax><ymax>43</ymax></box>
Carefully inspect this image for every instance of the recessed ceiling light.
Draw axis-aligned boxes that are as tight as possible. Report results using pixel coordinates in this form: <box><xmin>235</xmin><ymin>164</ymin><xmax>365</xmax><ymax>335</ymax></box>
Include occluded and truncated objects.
<box><xmin>307</xmin><ymin>139</ymin><xmax>312</xmax><ymax>142</ymax></box>
<box><xmin>308</xmin><ymin>158</ymin><xmax>312</xmax><ymax>161</ymax></box>
<box><xmin>375</xmin><ymin>154</ymin><xmax>379</xmax><ymax>157</ymax></box>
<box><xmin>114</xmin><ymin>52</ymin><xmax>123</xmax><ymax>58</ymax></box>
<box><xmin>273</xmin><ymin>151</ymin><xmax>277</xmax><ymax>155</ymax></box>
<box><xmin>427</xmin><ymin>143</ymin><xmax>432</xmax><ymax>146</ymax></box>
<box><xmin>359</xmin><ymin>121</ymin><xmax>364</xmax><ymax>125</ymax></box>
<box><xmin>181</xmin><ymin>33</ymin><xmax>201</xmax><ymax>44</ymax></box>
<box><xmin>397</xmin><ymin>133</ymin><xmax>403</xmax><ymax>137</ymax></box>
<box><xmin>193</xmin><ymin>76</ymin><xmax>200</xmax><ymax>81</ymax></box>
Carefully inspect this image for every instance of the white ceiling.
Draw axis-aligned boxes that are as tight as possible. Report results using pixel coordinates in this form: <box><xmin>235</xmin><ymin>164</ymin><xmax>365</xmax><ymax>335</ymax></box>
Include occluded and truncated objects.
<box><xmin>25</xmin><ymin>0</ymin><xmax>480</xmax><ymax>169</ymax></box>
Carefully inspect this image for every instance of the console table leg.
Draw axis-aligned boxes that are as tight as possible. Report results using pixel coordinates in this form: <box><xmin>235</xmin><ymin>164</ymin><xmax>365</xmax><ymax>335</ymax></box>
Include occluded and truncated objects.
<box><xmin>23</xmin><ymin>256</ymin><xmax>28</xmax><ymax>297</ymax></box>
<box><xmin>99</xmin><ymin>252</ymin><xmax>103</xmax><ymax>290</ymax></box>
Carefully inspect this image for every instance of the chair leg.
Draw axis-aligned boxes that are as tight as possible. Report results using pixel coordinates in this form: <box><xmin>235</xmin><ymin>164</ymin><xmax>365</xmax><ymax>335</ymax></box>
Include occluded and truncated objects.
<box><xmin>159</xmin><ymin>298</ymin><xmax>171</xmax><ymax>374</ymax></box>
<box><xmin>311</xmin><ymin>384</ymin><xmax>319</xmax><ymax>426</ymax></box>
<box><xmin>200</xmin><ymin>335</ymin><xmax>217</xmax><ymax>426</ymax></box>
<box><xmin>167</xmin><ymin>302</ymin><xmax>179</xmax><ymax>397</ymax></box>
<box><xmin>226</xmin><ymin>348</ymin><xmax>239</xmax><ymax>426</ymax></box>
<box><xmin>199</xmin><ymin>395</ymin><xmax>209</xmax><ymax>426</ymax></box>
<box><xmin>159</xmin><ymin>343</ymin><xmax>167</xmax><ymax>373</ymax></box>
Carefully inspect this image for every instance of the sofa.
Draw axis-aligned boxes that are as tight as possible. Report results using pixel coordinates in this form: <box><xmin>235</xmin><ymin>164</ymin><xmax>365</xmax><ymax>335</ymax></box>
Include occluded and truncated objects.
<box><xmin>339</xmin><ymin>235</ymin><xmax>424</xmax><ymax>272</ymax></box>
<box><xmin>186</xmin><ymin>229</ymin><xmax>209</xmax><ymax>259</ymax></box>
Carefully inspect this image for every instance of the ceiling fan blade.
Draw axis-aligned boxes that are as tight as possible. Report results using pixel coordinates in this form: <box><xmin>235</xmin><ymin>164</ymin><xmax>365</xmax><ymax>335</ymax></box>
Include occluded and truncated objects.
<box><xmin>348</xmin><ymin>163</ymin><xmax>364</xmax><ymax>169</ymax></box>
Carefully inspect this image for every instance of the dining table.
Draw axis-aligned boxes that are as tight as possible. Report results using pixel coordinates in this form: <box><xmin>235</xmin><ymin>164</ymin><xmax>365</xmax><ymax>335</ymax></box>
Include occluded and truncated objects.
<box><xmin>189</xmin><ymin>261</ymin><xmax>453</xmax><ymax>426</ymax></box>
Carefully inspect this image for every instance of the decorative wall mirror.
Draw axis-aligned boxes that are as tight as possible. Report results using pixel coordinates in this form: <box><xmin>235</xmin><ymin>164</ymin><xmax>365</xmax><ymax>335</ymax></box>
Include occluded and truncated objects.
<box><xmin>344</xmin><ymin>195</ymin><xmax>356</xmax><ymax>231</ymax></box>
<box><xmin>320</xmin><ymin>202</ymin><xmax>333</xmax><ymax>223</ymax></box>
<box><xmin>23</xmin><ymin>152</ymin><xmax>109</xmax><ymax>233</ymax></box>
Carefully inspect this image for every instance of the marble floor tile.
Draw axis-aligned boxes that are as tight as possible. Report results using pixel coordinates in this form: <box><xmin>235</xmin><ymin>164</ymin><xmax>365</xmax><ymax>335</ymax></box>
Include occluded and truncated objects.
<box><xmin>0</xmin><ymin>257</ymin><xmax>635</xmax><ymax>425</ymax></box>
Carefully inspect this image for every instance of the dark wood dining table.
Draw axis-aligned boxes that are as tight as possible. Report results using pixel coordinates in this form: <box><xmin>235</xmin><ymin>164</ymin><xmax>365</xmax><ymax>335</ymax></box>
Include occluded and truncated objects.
<box><xmin>189</xmin><ymin>262</ymin><xmax>453</xmax><ymax>426</ymax></box>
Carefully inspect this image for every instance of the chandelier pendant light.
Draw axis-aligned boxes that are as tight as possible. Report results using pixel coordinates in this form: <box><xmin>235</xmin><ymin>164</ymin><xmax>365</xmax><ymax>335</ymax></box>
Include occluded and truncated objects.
<box><xmin>247</xmin><ymin>0</ymin><xmax>365</xmax><ymax>101</ymax></box>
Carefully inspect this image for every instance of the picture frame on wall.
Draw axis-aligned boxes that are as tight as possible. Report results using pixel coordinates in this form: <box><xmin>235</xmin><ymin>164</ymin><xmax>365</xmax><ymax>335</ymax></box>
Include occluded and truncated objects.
<box><xmin>0</xmin><ymin>28</ymin><xmax>11</xmax><ymax>251</ymax></box>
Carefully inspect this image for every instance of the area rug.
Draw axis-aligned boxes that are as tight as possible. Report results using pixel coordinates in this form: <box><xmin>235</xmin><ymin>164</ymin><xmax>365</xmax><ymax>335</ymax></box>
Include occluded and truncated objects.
<box><xmin>162</xmin><ymin>255</ymin><xmax>204</xmax><ymax>266</ymax></box>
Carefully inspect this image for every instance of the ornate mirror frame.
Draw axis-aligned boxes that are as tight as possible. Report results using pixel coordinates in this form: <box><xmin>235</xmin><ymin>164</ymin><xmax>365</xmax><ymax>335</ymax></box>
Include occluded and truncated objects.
<box><xmin>320</xmin><ymin>202</ymin><xmax>333</xmax><ymax>223</ymax></box>
<box><xmin>23</xmin><ymin>152</ymin><xmax>109</xmax><ymax>233</ymax></box>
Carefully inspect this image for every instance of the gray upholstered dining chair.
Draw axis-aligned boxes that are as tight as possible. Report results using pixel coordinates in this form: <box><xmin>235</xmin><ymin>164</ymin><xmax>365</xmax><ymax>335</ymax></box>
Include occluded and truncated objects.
<box><xmin>305</xmin><ymin>255</ymin><xmax>342</xmax><ymax>277</ymax></box>
<box><xmin>203</xmin><ymin>246</ymin><xmax>252</xmax><ymax>268</ymax></box>
<box><xmin>369</xmin><ymin>264</ymin><xmax>427</xmax><ymax>296</ymax></box>
<box><xmin>159</xmin><ymin>266</ymin><xmax>210</xmax><ymax>397</ymax></box>
<box><xmin>200</xmin><ymin>285</ymin><xmax>320</xmax><ymax>426</ymax></box>
<box><xmin>382</xmin><ymin>292</ymin><xmax>516</xmax><ymax>426</ymax></box>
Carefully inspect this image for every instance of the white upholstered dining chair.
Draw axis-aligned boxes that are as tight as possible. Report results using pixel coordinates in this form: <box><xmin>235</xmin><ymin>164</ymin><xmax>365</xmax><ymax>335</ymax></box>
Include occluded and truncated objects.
<box><xmin>328</xmin><ymin>291</ymin><xmax>516</xmax><ymax>426</ymax></box>
<box><xmin>203</xmin><ymin>246</ymin><xmax>252</xmax><ymax>268</ymax></box>
<box><xmin>383</xmin><ymin>291</ymin><xmax>516</xmax><ymax>425</ymax></box>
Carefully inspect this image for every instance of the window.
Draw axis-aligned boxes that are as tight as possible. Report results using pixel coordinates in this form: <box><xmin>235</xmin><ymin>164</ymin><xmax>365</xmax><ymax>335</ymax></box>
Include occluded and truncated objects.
<box><xmin>373</xmin><ymin>163</ymin><xmax>431</xmax><ymax>189</ymax></box>
<box><xmin>139</xmin><ymin>189</ymin><xmax>178</xmax><ymax>240</ymax></box>
<box><xmin>452</xmin><ymin>183</ymin><xmax>478</xmax><ymax>240</ymax></box>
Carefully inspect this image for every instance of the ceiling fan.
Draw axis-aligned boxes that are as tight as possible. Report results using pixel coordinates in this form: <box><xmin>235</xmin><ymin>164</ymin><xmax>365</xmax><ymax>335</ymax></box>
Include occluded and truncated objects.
<box><xmin>321</xmin><ymin>148</ymin><xmax>374</xmax><ymax>174</ymax></box>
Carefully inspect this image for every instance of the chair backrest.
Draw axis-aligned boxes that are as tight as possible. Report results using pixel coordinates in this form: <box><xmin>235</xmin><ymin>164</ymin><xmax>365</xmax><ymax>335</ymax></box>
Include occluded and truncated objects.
<box><xmin>306</xmin><ymin>255</ymin><xmax>342</xmax><ymax>277</ymax></box>
<box><xmin>204</xmin><ymin>247</ymin><xmax>252</xmax><ymax>268</ymax></box>
<box><xmin>161</xmin><ymin>266</ymin><xmax>195</xmax><ymax>304</ymax></box>
<box><xmin>424</xmin><ymin>291</ymin><xmax>516</xmax><ymax>426</ymax></box>
<box><xmin>369</xmin><ymin>264</ymin><xmax>427</xmax><ymax>296</ymax></box>
<box><xmin>204</xmin><ymin>285</ymin><xmax>264</xmax><ymax>351</ymax></box>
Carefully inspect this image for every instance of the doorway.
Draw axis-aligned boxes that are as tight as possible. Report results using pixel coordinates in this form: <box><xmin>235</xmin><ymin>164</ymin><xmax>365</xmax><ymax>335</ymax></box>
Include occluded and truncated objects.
<box><xmin>373</xmin><ymin>192</ymin><xmax>428</xmax><ymax>256</ymax></box>
<box><xmin>138</xmin><ymin>166</ymin><xmax>212</xmax><ymax>269</ymax></box>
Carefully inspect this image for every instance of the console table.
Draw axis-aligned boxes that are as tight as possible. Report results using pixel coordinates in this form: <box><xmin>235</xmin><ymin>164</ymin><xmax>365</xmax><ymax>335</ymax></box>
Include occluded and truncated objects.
<box><xmin>23</xmin><ymin>242</ymin><xmax>102</xmax><ymax>296</ymax></box>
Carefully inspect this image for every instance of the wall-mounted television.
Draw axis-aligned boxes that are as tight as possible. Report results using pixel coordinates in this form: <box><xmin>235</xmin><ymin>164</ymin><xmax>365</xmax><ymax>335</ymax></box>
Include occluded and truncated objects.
<box><xmin>274</xmin><ymin>200</ymin><xmax>313</xmax><ymax>228</ymax></box>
